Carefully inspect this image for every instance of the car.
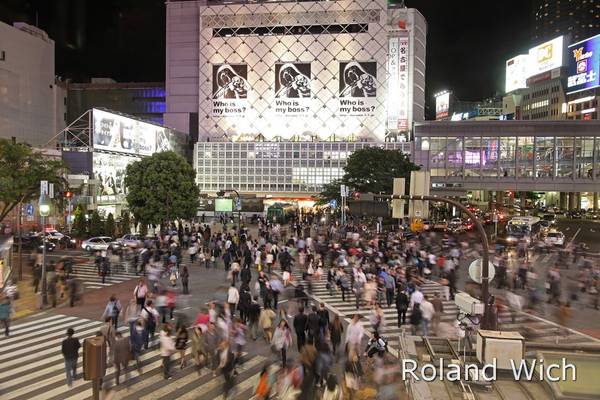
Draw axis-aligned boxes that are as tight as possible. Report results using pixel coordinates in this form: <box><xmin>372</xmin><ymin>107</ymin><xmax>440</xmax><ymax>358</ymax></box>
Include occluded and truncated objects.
<box><xmin>117</xmin><ymin>234</ymin><xmax>144</xmax><ymax>248</ymax></box>
<box><xmin>448</xmin><ymin>218</ymin><xmax>466</xmax><ymax>233</ymax></box>
<box><xmin>585</xmin><ymin>210</ymin><xmax>599</xmax><ymax>220</ymax></box>
<box><xmin>541</xmin><ymin>213</ymin><xmax>557</xmax><ymax>225</ymax></box>
<box><xmin>544</xmin><ymin>231</ymin><xmax>565</xmax><ymax>247</ymax></box>
<box><xmin>432</xmin><ymin>220</ymin><xmax>448</xmax><ymax>232</ymax></box>
<box><xmin>44</xmin><ymin>230</ymin><xmax>65</xmax><ymax>241</ymax></box>
<box><xmin>14</xmin><ymin>235</ymin><xmax>56</xmax><ymax>252</ymax></box>
<box><xmin>422</xmin><ymin>220</ymin><xmax>431</xmax><ymax>231</ymax></box>
<box><xmin>81</xmin><ymin>236</ymin><xmax>121</xmax><ymax>252</ymax></box>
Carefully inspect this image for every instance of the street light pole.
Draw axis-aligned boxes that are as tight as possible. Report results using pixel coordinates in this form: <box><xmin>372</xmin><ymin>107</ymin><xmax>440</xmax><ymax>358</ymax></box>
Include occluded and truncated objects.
<box><xmin>392</xmin><ymin>194</ymin><xmax>494</xmax><ymax>330</ymax></box>
<box><xmin>39</xmin><ymin>192</ymin><xmax>51</xmax><ymax>307</ymax></box>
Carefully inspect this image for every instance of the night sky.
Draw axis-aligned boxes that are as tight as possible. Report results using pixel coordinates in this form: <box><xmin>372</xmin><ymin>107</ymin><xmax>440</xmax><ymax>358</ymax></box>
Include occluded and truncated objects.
<box><xmin>1</xmin><ymin>0</ymin><xmax>531</xmax><ymax>119</ymax></box>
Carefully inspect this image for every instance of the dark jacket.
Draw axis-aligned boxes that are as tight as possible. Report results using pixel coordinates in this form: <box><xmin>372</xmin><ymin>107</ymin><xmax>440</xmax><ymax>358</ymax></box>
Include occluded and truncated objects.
<box><xmin>247</xmin><ymin>302</ymin><xmax>261</xmax><ymax>323</ymax></box>
<box><xmin>396</xmin><ymin>292</ymin><xmax>409</xmax><ymax>311</ymax></box>
<box><xmin>61</xmin><ymin>336</ymin><xmax>81</xmax><ymax>360</ymax></box>
<box><xmin>293</xmin><ymin>313</ymin><xmax>308</xmax><ymax>336</ymax></box>
<box><xmin>317</xmin><ymin>309</ymin><xmax>329</xmax><ymax>329</ymax></box>
<box><xmin>307</xmin><ymin>312</ymin><xmax>320</xmax><ymax>335</ymax></box>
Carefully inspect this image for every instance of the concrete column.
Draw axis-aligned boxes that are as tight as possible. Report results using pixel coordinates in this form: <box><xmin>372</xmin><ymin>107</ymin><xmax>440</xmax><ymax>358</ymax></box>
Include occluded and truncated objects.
<box><xmin>560</xmin><ymin>192</ymin><xmax>567</xmax><ymax>210</ymax></box>
<box><xmin>519</xmin><ymin>191</ymin><xmax>526</xmax><ymax>206</ymax></box>
<box><xmin>575</xmin><ymin>192</ymin><xmax>582</xmax><ymax>209</ymax></box>
<box><xmin>487</xmin><ymin>191</ymin><xmax>494</xmax><ymax>211</ymax></box>
<box><xmin>568</xmin><ymin>192</ymin><xmax>575</xmax><ymax>210</ymax></box>
<box><xmin>594</xmin><ymin>192</ymin><xmax>598</xmax><ymax>210</ymax></box>
<box><xmin>496</xmin><ymin>191</ymin><xmax>504</xmax><ymax>210</ymax></box>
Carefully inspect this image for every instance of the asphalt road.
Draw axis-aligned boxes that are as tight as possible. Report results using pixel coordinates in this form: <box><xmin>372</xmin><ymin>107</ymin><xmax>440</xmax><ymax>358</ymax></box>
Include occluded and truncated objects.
<box><xmin>556</xmin><ymin>218</ymin><xmax>600</xmax><ymax>252</ymax></box>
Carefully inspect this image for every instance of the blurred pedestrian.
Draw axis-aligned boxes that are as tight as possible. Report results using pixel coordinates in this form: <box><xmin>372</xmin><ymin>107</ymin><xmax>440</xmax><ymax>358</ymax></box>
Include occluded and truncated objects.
<box><xmin>259</xmin><ymin>306</ymin><xmax>276</xmax><ymax>342</ymax></box>
<box><xmin>61</xmin><ymin>328</ymin><xmax>80</xmax><ymax>387</ymax></box>
<box><xmin>181</xmin><ymin>266</ymin><xmax>190</xmax><ymax>294</ymax></box>
<box><xmin>191</xmin><ymin>326</ymin><xmax>208</xmax><ymax>374</ymax></box>
<box><xmin>272</xmin><ymin>320</ymin><xmax>293</xmax><ymax>367</ymax></box>
<box><xmin>0</xmin><ymin>294</ymin><xmax>11</xmax><ymax>336</ymax></box>
<box><xmin>175</xmin><ymin>323</ymin><xmax>188</xmax><ymax>369</ymax></box>
<box><xmin>102</xmin><ymin>294</ymin><xmax>122</xmax><ymax>329</ymax></box>
<box><xmin>160</xmin><ymin>324</ymin><xmax>175</xmax><ymax>379</ymax></box>
<box><xmin>113</xmin><ymin>331</ymin><xmax>131</xmax><ymax>385</ymax></box>
<box><xmin>329</xmin><ymin>315</ymin><xmax>343</xmax><ymax>357</ymax></box>
<box><xmin>293</xmin><ymin>306</ymin><xmax>308</xmax><ymax>351</ymax></box>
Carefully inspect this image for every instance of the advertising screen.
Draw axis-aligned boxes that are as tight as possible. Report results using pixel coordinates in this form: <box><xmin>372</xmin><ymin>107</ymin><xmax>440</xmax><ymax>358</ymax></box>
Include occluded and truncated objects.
<box><xmin>505</xmin><ymin>55</ymin><xmax>529</xmax><ymax>93</ymax></box>
<box><xmin>215</xmin><ymin>198</ymin><xmax>233</xmax><ymax>212</ymax></box>
<box><xmin>435</xmin><ymin>92</ymin><xmax>450</xmax><ymax>120</ymax></box>
<box><xmin>92</xmin><ymin>109</ymin><xmax>176</xmax><ymax>156</ymax></box>
<box><xmin>567</xmin><ymin>34</ymin><xmax>600</xmax><ymax>94</ymax></box>
<box><xmin>528</xmin><ymin>36</ymin><xmax>564</xmax><ymax>77</ymax></box>
<box><xmin>212</xmin><ymin>64</ymin><xmax>248</xmax><ymax>117</ymax></box>
<box><xmin>93</xmin><ymin>152</ymin><xmax>141</xmax><ymax>196</ymax></box>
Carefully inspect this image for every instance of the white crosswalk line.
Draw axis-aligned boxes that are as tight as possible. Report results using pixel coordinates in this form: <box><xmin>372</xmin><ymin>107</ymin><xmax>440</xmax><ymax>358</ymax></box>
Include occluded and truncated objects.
<box><xmin>0</xmin><ymin>320</ymin><xmax>100</xmax><ymax>352</ymax></box>
<box><xmin>0</xmin><ymin>316</ymin><xmax>81</xmax><ymax>340</ymax></box>
<box><xmin>1</xmin><ymin>314</ymin><xmax>70</xmax><ymax>336</ymax></box>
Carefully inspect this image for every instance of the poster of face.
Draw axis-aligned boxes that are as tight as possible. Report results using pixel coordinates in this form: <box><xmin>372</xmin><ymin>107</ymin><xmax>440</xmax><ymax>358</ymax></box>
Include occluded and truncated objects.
<box><xmin>338</xmin><ymin>61</ymin><xmax>377</xmax><ymax>117</ymax></box>
<box><xmin>274</xmin><ymin>63</ymin><xmax>312</xmax><ymax>117</ymax></box>
<box><xmin>92</xmin><ymin>109</ymin><xmax>158</xmax><ymax>156</ymax></box>
<box><xmin>212</xmin><ymin>64</ymin><xmax>249</xmax><ymax>117</ymax></box>
<box><xmin>93</xmin><ymin>152</ymin><xmax>140</xmax><ymax>197</ymax></box>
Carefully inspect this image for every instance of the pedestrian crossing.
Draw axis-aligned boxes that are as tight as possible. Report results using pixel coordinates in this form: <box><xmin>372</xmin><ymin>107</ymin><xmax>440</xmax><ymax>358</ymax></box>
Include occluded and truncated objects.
<box><xmin>0</xmin><ymin>312</ymin><xmax>268</xmax><ymax>400</ymax></box>
<box><xmin>70</xmin><ymin>262</ymin><xmax>139</xmax><ymax>291</ymax></box>
<box><xmin>286</xmin><ymin>265</ymin><xmax>597</xmax><ymax>354</ymax></box>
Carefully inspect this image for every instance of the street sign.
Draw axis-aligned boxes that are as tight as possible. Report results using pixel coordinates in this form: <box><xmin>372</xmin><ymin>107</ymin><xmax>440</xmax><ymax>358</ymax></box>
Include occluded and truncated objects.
<box><xmin>468</xmin><ymin>258</ymin><xmax>496</xmax><ymax>284</ymax></box>
<box><xmin>329</xmin><ymin>199</ymin><xmax>337</xmax><ymax>209</ymax></box>
<box><xmin>493</xmin><ymin>214</ymin><xmax>498</xmax><ymax>223</ymax></box>
<box><xmin>340</xmin><ymin>185</ymin><xmax>348</xmax><ymax>198</ymax></box>
<box><xmin>235</xmin><ymin>197</ymin><xmax>242</xmax><ymax>211</ymax></box>
<box><xmin>40</xmin><ymin>180</ymin><xmax>48</xmax><ymax>195</ymax></box>
<box><xmin>25</xmin><ymin>204</ymin><xmax>34</xmax><ymax>216</ymax></box>
<box><xmin>48</xmin><ymin>183</ymin><xmax>54</xmax><ymax>199</ymax></box>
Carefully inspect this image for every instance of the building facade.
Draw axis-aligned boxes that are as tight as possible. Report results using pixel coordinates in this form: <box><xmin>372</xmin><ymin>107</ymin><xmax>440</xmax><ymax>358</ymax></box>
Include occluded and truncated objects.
<box><xmin>165</xmin><ymin>0</ymin><xmax>426</xmax><ymax>142</ymax></box>
<box><xmin>532</xmin><ymin>0</ymin><xmax>600</xmax><ymax>44</ymax></box>
<box><xmin>66</xmin><ymin>79</ymin><xmax>166</xmax><ymax>126</ymax></box>
<box><xmin>520</xmin><ymin>71</ymin><xmax>566</xmax><ymax>120</ymax></box>
<box><xmin>0</xmin><ymin>22</ymin><xmax>65</xmax><ymax>146</ymax></box>
<box><xmin>413</xmin><ymin>120</ymin><xmax>600</xmax><ymax>209</ymax></box>
<box><xmin>194</xmin><ymin>141</ymin><xmax>411</xmax><ymax>196</ymax></box>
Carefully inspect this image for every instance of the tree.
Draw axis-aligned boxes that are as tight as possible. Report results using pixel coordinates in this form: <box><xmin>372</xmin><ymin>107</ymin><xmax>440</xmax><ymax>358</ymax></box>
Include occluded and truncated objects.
<box><xmin>120</xmin><ymin>211</ymin><xmax>131</xmax><ymax>235</ymax></box>
<box><xmin>125</xmin><ymin>151</ymin><xmax>199</xmax><ymax>226</ymax></box>
<box><xmin>72</xmin><ymin>204</ymin><xmax>87</xmax><ymax>238</ymax></box>
<box><xmin>89</xmin><ymin>210</ymin><xmax>103</xmax><ymax>237</ymax></box>
<box><xmin>0</xmin><ymin>139</ymin><xmax>68</xmax><ymax>222</ymax></box>
<box><xmin>104</xmin><ymin>213</ymin><xmax>115</xmax><ymax>238</ymax></box>
<box><xmin>343</xmin><ymin>147</ymin><xmax>419</xmax><ymax>194</ymax></box>
<box><xmin>316</xmin><ymin>148</ymin><xmax>419</xmax><ymax>204</ymax></box>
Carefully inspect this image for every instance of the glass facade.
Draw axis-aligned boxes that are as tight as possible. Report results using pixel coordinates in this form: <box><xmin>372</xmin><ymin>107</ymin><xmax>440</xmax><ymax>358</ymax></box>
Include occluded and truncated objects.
<box><xmin>418</xmin><ymin>134</ymin><xmax>600</xmax><ymax>182</ymax></box>
<box><xmin>195</xmin><ymin>141</ymin><xmax>411</xmax><ymax>193</ymax></box>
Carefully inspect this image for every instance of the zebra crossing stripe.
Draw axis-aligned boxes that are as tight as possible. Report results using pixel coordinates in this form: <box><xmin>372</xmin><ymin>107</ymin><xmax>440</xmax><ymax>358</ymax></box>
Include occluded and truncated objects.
<box><xmin>2</xmin><ymin>314</ymin><xmax>69</xmax><ymax>335</ymax></box>
<box><xmin>0</xmin><ymin>316</ymin><xmax>81</xmax><ymax>341</ymax></box>
<box><xmin>141</xmin><ymin>354</ymin><xmax>264</xmax><ymax>400</ymax></box>
<box><xmin>0</xmin><ymin>320</ymin><xmax>100</xmax><ymax>353</ymax></box>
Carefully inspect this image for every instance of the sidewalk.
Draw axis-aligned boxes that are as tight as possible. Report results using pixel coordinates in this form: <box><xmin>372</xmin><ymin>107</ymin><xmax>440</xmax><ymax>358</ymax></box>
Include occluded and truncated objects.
<box><xmin>12</xmin><ymin>270</ymin><xmax>40</xmax><ymax>319</ymax></box>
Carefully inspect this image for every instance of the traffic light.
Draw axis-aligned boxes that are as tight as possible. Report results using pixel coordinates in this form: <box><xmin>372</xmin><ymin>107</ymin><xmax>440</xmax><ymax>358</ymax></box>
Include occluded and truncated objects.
<box><xmin>352</xmin><ymin>192</ymin><xmax>360</xmax><ymax>200</ymax></box>
<box><xmin>65</xmin><ymin>191</ymin><xmax>73</xmax><ymax>199</ymax></box>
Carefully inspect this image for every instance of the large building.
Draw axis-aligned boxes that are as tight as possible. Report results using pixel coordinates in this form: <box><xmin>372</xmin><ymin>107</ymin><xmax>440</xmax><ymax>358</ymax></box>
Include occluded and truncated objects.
<box><xmin>165</xmin><ymin>0</ymin><xmax>426</xmax><ymax>143</ymax></box>
<box><xmin>0</xmin><ymin>22</ymin><xmax>66</xmax><ymax>146</ymax></box>
<box><xmin>413</xmin><ymin>120</ymin><xmax>600</xmax><ymax>210</ymax></box>
<box><xmin>532</xmin><ymin>0</ymin><xmax>600</xmax><ymax>44</ymax></box>
<box><xmin>66</xmin><ymin>79</ymin><xmax>166</xmax><ymax>126</ymax></box>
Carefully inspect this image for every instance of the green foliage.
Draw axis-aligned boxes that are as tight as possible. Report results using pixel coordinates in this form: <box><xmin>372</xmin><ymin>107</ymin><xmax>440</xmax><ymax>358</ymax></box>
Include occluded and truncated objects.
<box><xmin>0</xmin><ymin>139</ymin><xmax>68</xmax><ymax>222</ymax></box>
<box><xmin>89</xmin><ymin>210</ymin><xmax>103</xmax><ymax>237</ymax></box>
<box><xmin>125</xmin><ymin>151</ymin><xmax>199</xmax><ymax>226</ymax></box>
<box><xmin>317</xmin><ymin>148</ymin><xmax>419</xmax><ymax>204</ymax></box>
<box><xmin>343</xmin><ymin>147</ymin><xmax>419</xmax><ymax>193</ymax></box>
<box><xmin>72</xmin><ymin>204</ymin><xmax>87</xmax><ymax>238</ymax></box>
<box><xmin>120</xmin><ymin>211</ymin><xmax>131</xmax><ymax>235</ymax></box>
<box><xmin>104</xmin><ymin>213</ymin><xmax>115</xmax><ymax>238</ymax></box>
<box><xmin>139</xmin><ymin>222</ymin><xmax>148</xmax><ymax>237</ymax></box>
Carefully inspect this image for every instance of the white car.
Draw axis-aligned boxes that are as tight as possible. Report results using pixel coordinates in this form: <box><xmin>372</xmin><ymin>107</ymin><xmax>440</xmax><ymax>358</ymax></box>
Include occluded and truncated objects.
<box><xmin>81</xmin><ymin>236</ymin><xmax>121</xmax><ymax>252</ymax></box>
<box><xmin>544</xmin><ymin>231</ymin><xmax>565</xmax><ymax>247</ymax></box>
<box><xmin>45</xmin><ymin>230</ymin><xmax>65</xmax><ymax>241</ymax></box>
<box><xmin>117</xmin><ymin>234</ymin><xmax>143</xmax><ymax>248</ymax></box>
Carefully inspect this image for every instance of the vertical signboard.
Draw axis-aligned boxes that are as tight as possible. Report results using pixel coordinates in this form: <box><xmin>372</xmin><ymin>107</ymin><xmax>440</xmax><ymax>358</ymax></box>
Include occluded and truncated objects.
<box><xmin>274</xmin><ymin>63</ymin><xmax>312</xmax><ymax>117</ymax></box>
<box><xmin>505</xmin><ymin>55</ymin><xmax>529</xmax><ymax>93</ymax></box>
<box><xmin>435</xmin><ymin>92</ymin><xmax>450</xmax><ymax>120</ymax></box>
<box><xmin>397</xmin><ymin>37</ymin><xmax>409</xmax><ymax>131</ymax></box>
<box><xmin>212</xmin><ymin>64</ymin><xmax>249</xmax><ymax>117</ymax></box>
<box><xmin>387</xmin><ymin>37</ymin><xmax>400</xmax><ymax>130</ymax></box>
<box><xmin>567</xmin><ymin>34</ymin><xmax>600</xmax><ymax>94</ymax></box>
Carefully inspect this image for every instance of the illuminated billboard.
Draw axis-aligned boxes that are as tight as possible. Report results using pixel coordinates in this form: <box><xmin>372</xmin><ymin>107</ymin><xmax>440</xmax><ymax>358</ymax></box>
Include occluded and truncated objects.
<box><xmin>567</xmin><ymin>34</ymin><xmax>600</xmax><ymax>94</ymax></box>
<box><xmin>435</xmin><ymin>92</ymin><xmax>450</xmax><ymax>120</ymax></box>
<box><xmin>215</xmin><ymin>198</ymin><xmax>233</xmax><ymax>212</ymax></box>
<box><xmin>528</xmin><ymin>36</ymin><xmax>564</xmax><ymax>77</ymax></box>
<box><xmin>505</xmin><ymin>55</ymin><xmax>529</xmax><ymax>93</ymax></box>
<box><xmin>92</xmin><ymin>109</ymin><xmax>180</xmax><ymax>156</ymax></box>
<box><xmin>93</xmin><ymin>152</ymin><xmax>140</xmax><ymax>196</ymax></box>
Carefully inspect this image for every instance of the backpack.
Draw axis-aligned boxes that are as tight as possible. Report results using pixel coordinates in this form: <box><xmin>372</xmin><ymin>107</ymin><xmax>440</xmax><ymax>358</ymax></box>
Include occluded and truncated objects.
<box><xmin>142</xmin><ymin>307</ymin><xmax>156</xmax><ymax>330</ymax></box>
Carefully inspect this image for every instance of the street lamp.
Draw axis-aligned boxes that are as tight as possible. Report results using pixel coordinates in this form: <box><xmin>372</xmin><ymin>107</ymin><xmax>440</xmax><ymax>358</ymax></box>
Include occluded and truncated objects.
<box><xmin>39</xmin><ymin>192</ymin><xmax>51</xmax><ymax>306</ymax></box>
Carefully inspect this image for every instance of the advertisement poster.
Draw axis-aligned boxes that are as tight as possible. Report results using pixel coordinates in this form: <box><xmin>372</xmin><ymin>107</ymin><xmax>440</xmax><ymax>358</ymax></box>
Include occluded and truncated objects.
<box><xmin>505</xmin><ymin>55</ymin><xmax>529</xmax><ymax>93</ymax></box>
<box><xmin>92</xmin><ymin>109</ymin><xmax>165</xmax><ymax>156</ymax></box>
<box><xmin>435</xmin><ymin>92</ymin><xmax>450</xmax><ymax>120</ymax></box>
<box><xmin>212</xmin><ymin>64</ymin><xmax>249</xmax><ymax>117</ymax></box>
<box><xmin>93</xmin><ymin>152</ymin><xmax>140</xmax><ymax>196</ymax></box>
<box><xmin>274</xmin><ymin>63</ymin><xmax>312</xmax><ymax>117</ymax></box>
<box><xmin>387</xmin><ymin>37</ymin><xmax>399</xmax><ymax>130</ymax></box>
<box><xmin>338</xmin><ymin>61</ymin><xmax>377</xmax><ymax>117</ymax></box>
<box><xmin>567</xmin><ymin>34</ymin><xmax>600</xmax><ymax>94</ymax></box>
